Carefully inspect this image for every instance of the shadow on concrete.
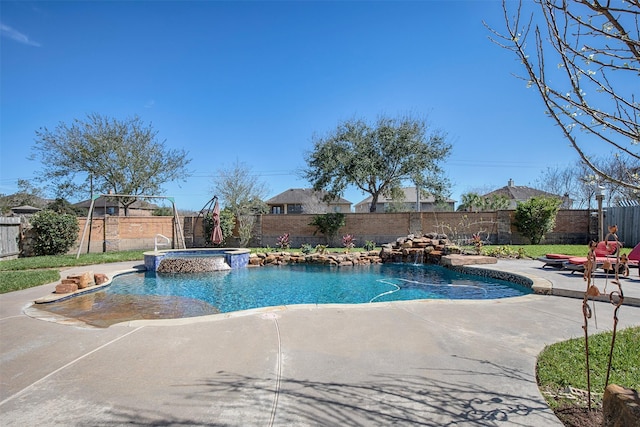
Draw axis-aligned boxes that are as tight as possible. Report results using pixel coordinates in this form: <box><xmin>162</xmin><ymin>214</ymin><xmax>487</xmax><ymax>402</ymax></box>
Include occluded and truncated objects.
<box><xmin>94</xmin><ymin>359</ymin><xmax>555</xmax><ymax>426</ymax></box>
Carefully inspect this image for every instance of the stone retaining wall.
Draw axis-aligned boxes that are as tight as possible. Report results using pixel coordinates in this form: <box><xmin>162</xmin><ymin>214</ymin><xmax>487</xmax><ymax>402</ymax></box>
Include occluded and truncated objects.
<box><xmin>248</xmin><ymin>234</ymin><xmax>462</xmax><ymax>267</ymax></box>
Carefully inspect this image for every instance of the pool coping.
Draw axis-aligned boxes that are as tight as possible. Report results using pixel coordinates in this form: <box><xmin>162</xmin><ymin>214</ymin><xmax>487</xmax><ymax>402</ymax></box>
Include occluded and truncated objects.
<box><xmin>28</xmin><ymin>259</ymin><xmax>640</xmax><ymax>329</ymax></box>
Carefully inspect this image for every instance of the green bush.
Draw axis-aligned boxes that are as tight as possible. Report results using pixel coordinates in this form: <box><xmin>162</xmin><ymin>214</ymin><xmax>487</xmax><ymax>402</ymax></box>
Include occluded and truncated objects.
<box><xmin>513</xmin><ymin>196</ymin><xmax>562</xmax><ymax>244</ymax></box>
<box><xmin>483</xmin><ymin>245</ymin><xmax>525</xmax><ymax>258</ymax></box>
<box><xmin>364</xmin><ymin>240</ymin><xmax>376</xmax><ymax>251</ymax></box>
<box><xmin>309</xmin><ymin>213</ymin><xmax>345</xmax><ymax>245</ymax></box>
<box><xmin>30</xmin><ymin>210</ymin><xmax>80</xmax><ymax>256</ymax></box>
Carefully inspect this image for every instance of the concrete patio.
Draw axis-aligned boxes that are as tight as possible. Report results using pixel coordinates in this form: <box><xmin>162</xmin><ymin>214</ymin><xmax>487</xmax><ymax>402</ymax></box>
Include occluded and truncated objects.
<box><xmin>1</xmin><ymin>259</ymin><xmax>639</xmax><ymax>426</ymax></box>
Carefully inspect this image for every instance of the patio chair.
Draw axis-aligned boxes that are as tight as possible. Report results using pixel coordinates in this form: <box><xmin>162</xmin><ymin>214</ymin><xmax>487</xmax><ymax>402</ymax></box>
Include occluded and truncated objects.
<box><xmin>537</xmin><ymin>253</ymin><xmax>572</xmax><ymax>269</ymax></box>
<box><xmin>563</xmin><ymin>256</ymin><xmax>603</xmax><ymax>275</ymax></box>
<box><xmin>627</xmin><ymin>242</ymin><xmax>640</xmax><ymax>277</ymax></box>
<box><xmin>560</xmin><ymin>240</ymin><xmax>618</xmax><ymax>275</ymax></box>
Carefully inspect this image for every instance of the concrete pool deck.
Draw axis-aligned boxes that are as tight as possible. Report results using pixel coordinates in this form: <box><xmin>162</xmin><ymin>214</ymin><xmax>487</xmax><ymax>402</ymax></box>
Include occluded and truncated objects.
<box><xmin>1</xmin><ymin>259</ymin><xmax>639</xmax><ymax>426</ymax></box>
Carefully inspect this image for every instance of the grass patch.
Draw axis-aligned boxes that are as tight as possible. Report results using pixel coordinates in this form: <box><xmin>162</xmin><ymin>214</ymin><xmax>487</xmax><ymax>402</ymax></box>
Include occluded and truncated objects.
<box><xmin>0</xmin><ymin>250</ymin><xmax>146</xmax><ymax>272</ymax></box>
<box><xmin>0</xmin><ymin>251</ymin><xmax>145</xmax><ymax>294</ymax></box>
<box><xmin>537</xmin><ymin>326</ymin><xmax>640</xmax><ymax>409</ymax></box>
<box><xmin>0</xmin><ymin>270</ymin><xmax>61</xmax><ymax>294</ymax></box>
<box><xmin>479</xmin><ymin>244</ymin><xmax>632</xmax><ymax>259</ymax></box>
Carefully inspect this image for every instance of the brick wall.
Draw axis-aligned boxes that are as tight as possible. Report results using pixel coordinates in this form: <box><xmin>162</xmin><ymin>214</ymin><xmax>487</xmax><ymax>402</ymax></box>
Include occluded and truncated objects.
<box><xmin>256</xmin><ymin>210</ymin><xmax>594</xmax><ymax>247</ymax></box>
<box><xmin>75</xmin><ymin>216</ymin><xmax>175</xmax><ymax>253</ymax></box>
<box><xmin>71</xmin><ymin>210</ymin><xmax>596</xmax><ymax>253</ymax></box>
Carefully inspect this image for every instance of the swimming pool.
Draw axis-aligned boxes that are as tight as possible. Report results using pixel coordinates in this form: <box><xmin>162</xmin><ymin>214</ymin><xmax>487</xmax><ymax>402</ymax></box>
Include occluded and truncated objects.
<box><xmin>122</xmin><ymin>263</ymin><xmax>531</xmax><ymax>308</ymax></box>
<box><xmin>36</xmin><ymin>263</ymin><xmax>532</xmax><ymax>327</ymax></box>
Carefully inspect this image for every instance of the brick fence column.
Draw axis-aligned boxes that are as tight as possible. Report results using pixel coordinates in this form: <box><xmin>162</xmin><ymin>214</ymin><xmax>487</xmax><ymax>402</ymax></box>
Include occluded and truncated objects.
<box><xmin>105</xmin><ymin>216</ymin><xmax>120</xmax><ymax>252</ymax></box>
<box><xmin>496</xmin><ymin>210</ymin><xmax>512</xmax><ymax>245</ymax></box>
<box><xmin>409</xmin><ymin>212</ymin><xmax>422</xmax><ymax>235</ymax></box>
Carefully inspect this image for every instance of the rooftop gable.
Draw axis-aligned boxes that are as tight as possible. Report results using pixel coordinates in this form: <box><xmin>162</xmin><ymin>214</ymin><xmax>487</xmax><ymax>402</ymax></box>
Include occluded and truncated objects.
<box><xmin>354</xmin><ymin>187</ymin><xmax>455</xmax><ymax>207</ymax></box>
<box><xmin>266</xmin><ymin>188</ymin><xmax>351</xmax><ymax>205</ymax></box>
<box><xmin>482</xmin><ymin>179</ymin><xmax>562</xmax><ymax>200</ymax></box>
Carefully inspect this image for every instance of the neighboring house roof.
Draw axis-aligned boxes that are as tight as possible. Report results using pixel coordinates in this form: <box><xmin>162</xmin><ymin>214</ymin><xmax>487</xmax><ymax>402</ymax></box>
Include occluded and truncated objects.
<box><xmin>354</xmin><ymin>187</ymin><xmax>455</xmax><ymax>209</ymax></box>
<box><xmin>10</xmin><ymin>205</ymin><xmax>42</xmax><ymax>214</ymax></box>
<box><xmin>73</xmin><ymin>196</ymin><xmax>159</xmax><ymax>210</ymax></box>
<box><xmin>482</xmin><ymin>179</ymin><xmax>561</xmax><ymax>201</ymax></box>
<box><xmin>0</xmin><ymin>193</ymin><xmax>51</xmax><ymax>210</ymax></box>
<box><xmin>266</xmin><ymin>188</ymin><xmax>351</xmax><ymax>205</ymax></box>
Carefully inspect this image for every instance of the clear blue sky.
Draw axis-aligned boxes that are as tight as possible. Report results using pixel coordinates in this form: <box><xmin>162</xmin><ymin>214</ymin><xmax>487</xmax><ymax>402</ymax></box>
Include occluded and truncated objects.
<box><xmin>1</xmin><ymin>0</ymin><xmax>593</xmax><ymax>211</ymax></box>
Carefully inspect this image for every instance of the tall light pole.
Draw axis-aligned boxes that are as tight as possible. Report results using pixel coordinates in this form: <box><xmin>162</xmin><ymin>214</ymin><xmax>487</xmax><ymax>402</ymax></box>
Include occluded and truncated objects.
<box><xmin>596</xmin><ymin>185</ymin><xmax>605</xmax><ymax>242</ymax></box>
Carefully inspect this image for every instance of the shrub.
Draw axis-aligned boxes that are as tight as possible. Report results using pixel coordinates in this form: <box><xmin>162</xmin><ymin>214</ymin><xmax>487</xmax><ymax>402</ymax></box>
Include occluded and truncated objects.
<box><xmin>471</xmin><ymin>233</ymin><xmax>483</xmax><ymax>255</ymax></box>
<box><xmin>30</xmin><ymin>210</ymin><xmax>79</xmax><ymax>256</ymax></box>
<box><xmin>364</xmin><ymin>240</ymin><xmax>376</xmax><ymax>251</ymax></box>
<box><xmin>513</xmin><ymin>196</ymin><xmax>562</xmax><ymax>244</ymax></box>
<box><xmin>483</xmin><ymin>245</ymin><xmax>525</xmax><ymax>259</ymax></box>
<box><xmin>276</xmin><ymin>233</ymin><xmax>290</xmax><ymax>250</ymax></box>
<box><xmin>342</xmin><ymin>234</ymin><xmax>355</xmax><ymax>252</ymax></box>
<box><xmin>300</xmin><ymin>243</ymin><xmax>314</xmax><ymax>254</ymax></box>
<box><xmin>309</xmin><ymin>213</ymin><xmax>345</xmax><ymax>246</ymax></box>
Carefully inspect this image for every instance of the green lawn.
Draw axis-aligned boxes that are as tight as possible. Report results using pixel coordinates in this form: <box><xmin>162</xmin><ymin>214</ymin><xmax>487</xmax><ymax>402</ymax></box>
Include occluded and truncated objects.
<box><xmin>0</xmin><ymin>250</ymin><xmax>146</xmax><ymax>294</ymax></box>
<box><xmin>0</xmin><ymin>250</ymin><xmax>146</xmax><ymax>272</ymax></box>
<box><xmin>0</xmin><ymin>270</ymin><xmax>62</xmax><ymax>294</ymax></box>
<box><xmin>537</xmin><ymin>326</ymin><xmax>640</xmax><ymax>409</ymax></box>
<box><xmin>473</xmin><ymin>244</ymin><xmax>632</xmax><ymax>259</ymax></box>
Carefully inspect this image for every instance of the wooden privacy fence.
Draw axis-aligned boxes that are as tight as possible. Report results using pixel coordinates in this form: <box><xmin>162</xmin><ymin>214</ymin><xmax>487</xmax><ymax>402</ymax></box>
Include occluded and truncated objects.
<box><xmin>0</xmin><ymin>217</ymin><xmax>21</xmax><ymax>259</ymax></box>
<box><xmin>604</xmin><ymin>206</ymin><xmax>640</xmax><ymax>246</ymax></box>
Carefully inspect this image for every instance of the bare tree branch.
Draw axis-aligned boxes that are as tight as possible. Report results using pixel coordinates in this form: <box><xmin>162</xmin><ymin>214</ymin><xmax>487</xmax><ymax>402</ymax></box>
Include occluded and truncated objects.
<box><xmin>485</xmin><ymin>0</ymin><xmax>640</xmax><ymax>193</ymax></box>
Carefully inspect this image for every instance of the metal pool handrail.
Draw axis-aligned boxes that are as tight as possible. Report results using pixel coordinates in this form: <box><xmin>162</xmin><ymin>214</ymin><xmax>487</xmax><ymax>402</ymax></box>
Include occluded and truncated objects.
<box><xmin>155</xmin><ymin>234</ymin><xmax>171</xmax><ymax>252</ymax></box>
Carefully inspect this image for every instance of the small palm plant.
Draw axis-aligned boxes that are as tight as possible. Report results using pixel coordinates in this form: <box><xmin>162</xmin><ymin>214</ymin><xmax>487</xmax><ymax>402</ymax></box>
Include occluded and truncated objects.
<box><xmin>364</xmin><ymin>240</ymin><xmax>376</xmax><ymax>251</ymax></box>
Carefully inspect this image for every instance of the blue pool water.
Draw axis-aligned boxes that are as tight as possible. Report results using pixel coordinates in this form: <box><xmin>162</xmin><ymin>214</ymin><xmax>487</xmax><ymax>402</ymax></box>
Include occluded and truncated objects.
<box><xmin>106</xmin><ymin>263</ymin><xmax>532</xmax><ymax>314</ymax></box>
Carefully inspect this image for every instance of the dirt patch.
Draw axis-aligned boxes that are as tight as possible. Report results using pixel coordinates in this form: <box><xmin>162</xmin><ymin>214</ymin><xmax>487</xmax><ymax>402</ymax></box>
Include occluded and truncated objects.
<box><xmin>541</xmin><ymin>385</ymin><xmax>605</xmax><ymax>426</ymax></box>
<box><xmin>554</xmin><ymin>405</ymin><xmax>603</xmax><ymax>427</ymax></box>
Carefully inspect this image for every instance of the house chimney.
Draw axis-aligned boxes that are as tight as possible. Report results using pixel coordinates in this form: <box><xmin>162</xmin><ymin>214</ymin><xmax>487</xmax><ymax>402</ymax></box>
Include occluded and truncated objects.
<box><xmin>508</xmin><ymin>179</ymin><xmax>514</xmax><ymax>187</ymax></box>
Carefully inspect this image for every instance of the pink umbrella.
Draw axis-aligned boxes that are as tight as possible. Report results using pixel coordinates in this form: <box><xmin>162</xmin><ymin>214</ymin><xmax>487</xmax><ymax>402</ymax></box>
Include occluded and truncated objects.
<box><xmin>211</xmin><ymin>198</ymin><xmax>223</xmax><ymax>245</ymax></box>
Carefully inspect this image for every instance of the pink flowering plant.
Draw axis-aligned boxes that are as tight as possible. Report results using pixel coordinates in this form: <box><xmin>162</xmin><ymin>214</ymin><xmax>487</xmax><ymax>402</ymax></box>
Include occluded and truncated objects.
<box><xmin>276</xmin><ymin>233</ymin><xmax>290</xmax><ymax>250</ymax></box>
<box><xmin>471</xmin><ymin>233</ymin><xmax>483</xmax><ymax>255</ymax></box>
<box><xmin>342</xmin><ymin>234</ymin><xmax>355</xmax><ymax>253</ymax></box>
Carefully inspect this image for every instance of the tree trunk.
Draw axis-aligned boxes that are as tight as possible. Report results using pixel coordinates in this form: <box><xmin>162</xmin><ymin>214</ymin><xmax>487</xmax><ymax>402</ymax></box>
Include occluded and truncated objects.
<box><xmin>369</xmin><ymin>193</ymin><xmax>379</xmax><ymax>213</ymax></box>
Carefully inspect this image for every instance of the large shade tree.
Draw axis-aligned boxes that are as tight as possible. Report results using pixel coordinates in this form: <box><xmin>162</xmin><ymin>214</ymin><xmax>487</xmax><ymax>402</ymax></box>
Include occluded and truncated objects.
<box><xmin>487</xmin><ymin>0</ymin><xmax>640</xmax><ymax>193</ymax></box>
<box><xmin>31</xmin><ymin>113</ymin><xmax>191</xmax><ymax>215</ymax></box>
<box><xmin>303</xmin><ymin>115</ymin><xmax>452</xmax><ymax>212</ymax></box>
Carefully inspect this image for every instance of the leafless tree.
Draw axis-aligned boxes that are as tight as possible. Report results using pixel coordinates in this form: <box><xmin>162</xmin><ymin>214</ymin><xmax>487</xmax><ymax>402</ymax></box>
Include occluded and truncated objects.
<box><xmin>486</xmin><ymin>0</ymin><xmax>639</xmax><ymax>193</ymax></box>
<box><xmin>212</xmin><ymin>161</ymin><xmax>269</xmax><ymax>247</ymax></box>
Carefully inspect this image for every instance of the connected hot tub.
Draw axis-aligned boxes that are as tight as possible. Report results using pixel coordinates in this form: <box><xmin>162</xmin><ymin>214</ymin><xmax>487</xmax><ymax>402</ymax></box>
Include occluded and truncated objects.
<box><xmin>144</xmin><ymin>248</ymin><xmax>251</xmax><ymax>272</ymax></box>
